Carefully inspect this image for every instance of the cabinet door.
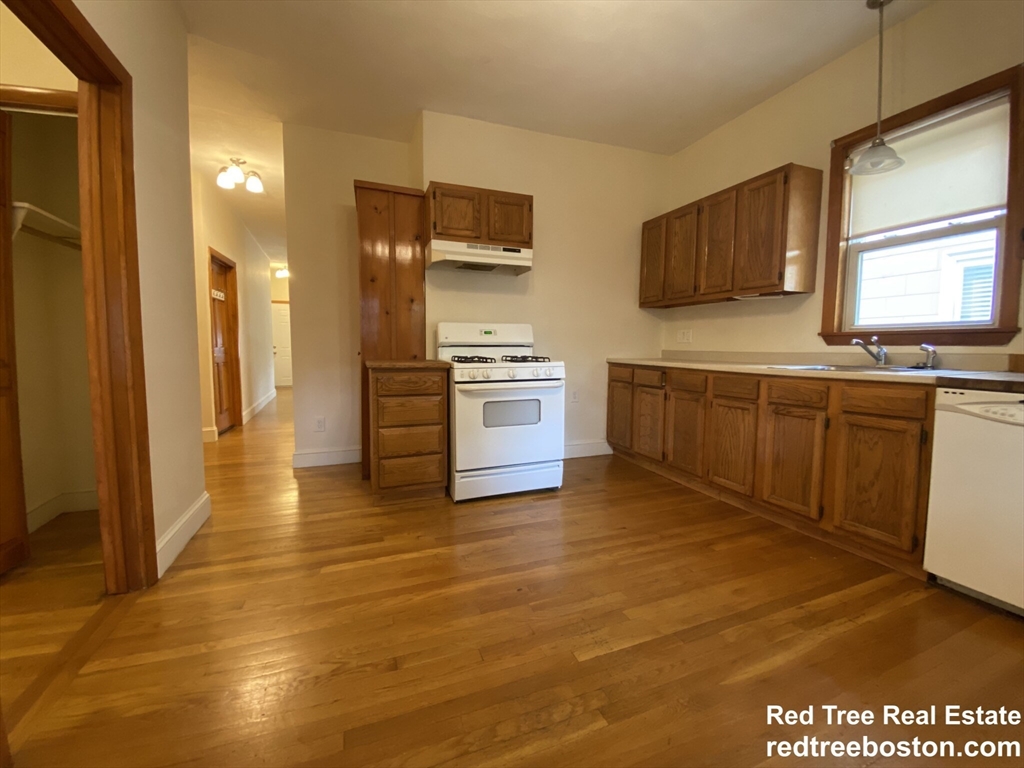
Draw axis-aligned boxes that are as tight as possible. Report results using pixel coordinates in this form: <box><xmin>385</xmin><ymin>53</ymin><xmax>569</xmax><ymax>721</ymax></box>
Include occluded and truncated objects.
<box><xmin>832</xmin><ymin>414</ymin><xmax>922</xmax><ymax>553</ymax></box>
<box><xmin>433</xmin><ymin>184</ymin><xmax>482</xmax><ymax>239</ymax></box>
<box><xmin>632</xmin><ymin>385</ymin><xmax>665</xmax><ymax>461</ymax></box>
<box><xmin>760</xmin><ymin>404</ymin><xmax>826</xmax><ymax>519</ymax></box>
<box><xmin>607</xmin><ymin>380</ymin><xmax>633</xmax><ymax>449</ymax></box>
<box><xmin>487</xmin><ymin>192</ymin><xmax>532</xmax><ymax>245</ymax></box>
<box><xmin>697</xmin><ymin>188</ymin><xmax>737</xmax><ymax>295</ymax></box>
<box><xmin>639</xmin><ymin>217</ymin><xmax>667</xmax><ymax>304</ymax></box>
<box><xmin>666</xmin><ymin>389</ymin><xmax>704</xmax><ymax>476</ymax></box>
<box><xmin>734</xmin><ymin>170</ymin><xmax>786</xmax><ymax>291</ymax></box>
<box><xmin>706</xmin><ymin>398</ymin><xmax>757</xmax><ymax>496</ymax></box>
<box><xmin>664</xmin><ymin>204</ymin><xmax>698</xmax><ymax>301</ymax></box>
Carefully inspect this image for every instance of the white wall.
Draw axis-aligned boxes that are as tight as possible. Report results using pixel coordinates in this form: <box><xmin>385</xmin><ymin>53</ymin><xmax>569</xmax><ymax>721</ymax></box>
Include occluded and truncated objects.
<box><xmin>283</xmin><ymin>124</ymin><xmax>413</xmax><ymax>467</ymax></box>
<box><xmin>10</xmin><ymin>113</ymin><xmax>97</xmax><ymax>532</ymax></box>
<box><xmin>421</xmin><ymin>112</ymin><xmax>666</xmax><ymax>455</ymax></box>
<box><xmin>190</xmin><ymin>168</ymin><xmax>276</xmax><ymax>440</ymax></box>
<box><xmin>74</xmin><ymin>0</ymin><xmax>209</xmax><ymax>575</ymax></box>
<box><xmin>0</xmin><ymin>5</ymin><xmax>78</xmax><ymax>91</ymax></box>
<box><xmin>659</xmin><ymin>0</ymin><xmax>1024</xmax><ymax>357</ymax></box>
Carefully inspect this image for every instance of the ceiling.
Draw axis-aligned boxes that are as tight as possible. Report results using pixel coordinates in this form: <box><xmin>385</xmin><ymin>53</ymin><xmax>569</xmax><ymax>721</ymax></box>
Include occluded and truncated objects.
<box><xmin>182</xmin><ymin>0</ymin><xmax>930</xmax><ymax>258</ymax></box>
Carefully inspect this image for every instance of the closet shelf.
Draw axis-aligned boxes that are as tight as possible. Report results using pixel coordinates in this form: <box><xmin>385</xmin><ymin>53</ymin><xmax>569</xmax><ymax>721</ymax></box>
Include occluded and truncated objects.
<box><xmin>12</xmin><ymin>202</ymin><xmax>82</xmax><ymax>251</ymax></box>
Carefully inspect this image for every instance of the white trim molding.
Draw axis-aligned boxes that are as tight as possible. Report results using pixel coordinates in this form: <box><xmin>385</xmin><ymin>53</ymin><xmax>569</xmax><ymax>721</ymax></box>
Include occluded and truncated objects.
<box><xmin>292</xmin><ymin>447</ymin><xmax>361</xmax><ymax>468</ymax></box>
<box><xmin>564</xmin><ymin>439</ymin><xmax>613</xmax><ymax>459</ymax></box>
<box><xmin>156</xmin><ymin>491</ymin><xmax>211</xmax><ymax>577</ymax></box>
<box><xmin>202</xmin><ymin>427</ymin><xmax>218</xmax><ymax>443</ymax></box>
<box><xmin>243</xmin><ymin>387</ymin><xmax>277</xmax><ymax>424</ymax></box>
<box><xmin>27</xmin><ymin>489</ymin><xmax>100</xmax><ymax>533</ymax></box>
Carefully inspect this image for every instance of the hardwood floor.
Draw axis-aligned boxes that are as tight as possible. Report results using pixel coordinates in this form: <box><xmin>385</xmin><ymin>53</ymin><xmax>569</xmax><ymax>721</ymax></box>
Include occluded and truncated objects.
<box><xmin>2</xmin><ymin>387</ymin><xmax>1022</xmax><ymax>766</ymax></box>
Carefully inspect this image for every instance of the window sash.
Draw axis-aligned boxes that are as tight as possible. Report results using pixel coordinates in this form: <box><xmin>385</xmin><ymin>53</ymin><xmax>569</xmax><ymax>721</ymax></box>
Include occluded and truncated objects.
<box><xmin>843</xmin><ymin>213</ymin><xmax>1005</xmax><ymax>332</ymax></box>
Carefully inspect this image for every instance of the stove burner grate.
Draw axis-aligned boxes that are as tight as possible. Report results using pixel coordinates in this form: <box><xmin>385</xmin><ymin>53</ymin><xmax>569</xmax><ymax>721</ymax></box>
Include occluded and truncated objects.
<box><xmin>497</xmin><ymin>356</ymin><xmax>548</xmax><ymax>364</ymax></box>
<box><xmin>451</xmin><ymin>355</ymin><xmax>496</xmax><ymax>364</ymax></box>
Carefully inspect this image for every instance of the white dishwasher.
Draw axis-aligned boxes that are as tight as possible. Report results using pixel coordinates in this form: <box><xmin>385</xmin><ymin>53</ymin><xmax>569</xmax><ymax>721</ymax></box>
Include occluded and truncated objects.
<box><xmin>924</xmin><ymin>387</ymin><xmax>1024</xmax><ymax>612</ymax></box>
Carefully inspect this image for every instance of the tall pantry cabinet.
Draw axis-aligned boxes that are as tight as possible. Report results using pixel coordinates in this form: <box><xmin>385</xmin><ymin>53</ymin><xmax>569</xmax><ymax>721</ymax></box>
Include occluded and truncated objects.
<box><xmin>354</xmin><ymin>181</ymin><xmax>428</xmax><ymax>478</ymax></box>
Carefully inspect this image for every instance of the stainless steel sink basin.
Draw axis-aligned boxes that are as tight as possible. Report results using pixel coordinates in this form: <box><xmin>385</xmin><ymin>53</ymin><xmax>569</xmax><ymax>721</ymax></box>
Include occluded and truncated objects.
<box><xmin>766</xmin><ymin>364</ymin><xmax>924</xmax><ymax>372</ymax></box>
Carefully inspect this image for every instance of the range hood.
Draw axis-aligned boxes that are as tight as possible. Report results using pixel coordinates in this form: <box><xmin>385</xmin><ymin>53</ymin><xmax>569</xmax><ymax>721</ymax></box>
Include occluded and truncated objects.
<box><xmin>426</xmin><ymin>238</ymin><xmax>532</xmax><ymax>276</ymax></box>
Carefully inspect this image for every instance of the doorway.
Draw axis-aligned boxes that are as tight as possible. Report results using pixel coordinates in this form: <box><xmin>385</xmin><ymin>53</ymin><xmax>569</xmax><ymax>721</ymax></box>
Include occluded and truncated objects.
<box><xmin>209</xmin><ymin>249</ymin><xmax>242</xmax><ymax>434</ymax></box>
<box><xmin>272</xmin><ymin>302</ymin><xmax>292</xmax><ymax>386</ymax></box>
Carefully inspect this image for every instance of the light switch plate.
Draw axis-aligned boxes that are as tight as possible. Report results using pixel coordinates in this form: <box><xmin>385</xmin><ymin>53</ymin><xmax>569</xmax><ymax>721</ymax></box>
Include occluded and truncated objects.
<box><xmin>676</xmin><ymin>329</ymin><xmax>693</xmax><ymax>343</ymax></box>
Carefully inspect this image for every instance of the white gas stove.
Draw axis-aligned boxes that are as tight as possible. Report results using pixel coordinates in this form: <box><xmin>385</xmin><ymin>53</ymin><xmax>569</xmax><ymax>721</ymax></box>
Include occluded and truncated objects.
<box><xmin>437</xmin><ymin>323</ymin><xmax>565</xmax><ymax>501</ymax></box>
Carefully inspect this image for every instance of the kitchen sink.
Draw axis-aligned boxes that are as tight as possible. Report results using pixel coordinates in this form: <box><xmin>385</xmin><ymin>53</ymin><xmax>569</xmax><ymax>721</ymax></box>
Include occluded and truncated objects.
<box><xmin>766</xmin><ymin>364</ymin><xmax>928</xmax><ymax>372</ymax></box>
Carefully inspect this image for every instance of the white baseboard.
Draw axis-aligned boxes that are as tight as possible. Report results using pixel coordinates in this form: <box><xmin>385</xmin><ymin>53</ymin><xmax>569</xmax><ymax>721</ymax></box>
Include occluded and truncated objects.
<box><xmin>156</xmin><ymin>491</ymin><xmax>211</xmax><ymax>577</ymax></box>
<box><xmin>564</xmin><ymin>439</ymin><xmax>613</xmax><ymax>459</ymax></box>
<box><xmin>243</xmin><ymin>387</ymin><xmax>277</xmax><ymax>424</ymax></box>
<box><xmin>27</xmin><ymin>489</ymin><xmax>100</xmax><ymax>533</ymax></box>
<box><xmin>292</xmin><ymin>447</ymin><xmax>361</xmax><ymax>468</ymax></box>
<box><xmin>202</xmin><ymin>427</ymin><xmax>218</xmax><ymax>443</ymax></box>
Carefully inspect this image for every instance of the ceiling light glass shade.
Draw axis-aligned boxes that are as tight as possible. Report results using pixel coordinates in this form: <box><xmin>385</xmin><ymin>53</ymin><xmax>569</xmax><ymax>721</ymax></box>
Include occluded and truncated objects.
<box><xmin>216</xmin><ymin>167</ymin><xmax>236</xmax><ymax>189</ymax></box>
<box><xmin>849</xmin><ymin>137</ymin><xmax>905</xmax><ymax>176</ymax></box>
<box><xmin>245</xmin><ymin>171</ymin><xmax>264</xmax><ymax>194</ymax></box>
<box><xmin>226</xmin><ymin>162</ymin><xmax>245</xmax><ymax>185</ymax></box>
<box><xmin>275</xmin><ymin>267</ymin><xmax>289</xmax><ymax>278</ymax></box>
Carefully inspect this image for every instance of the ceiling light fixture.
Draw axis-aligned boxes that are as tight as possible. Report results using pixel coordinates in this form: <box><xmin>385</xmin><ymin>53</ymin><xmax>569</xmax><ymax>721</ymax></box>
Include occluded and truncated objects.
<box><xmin>245</xmin><ymin>171</ymin><xmax>265</xmax><ymax>194</ymax></box>
<box><xmin>216</xmin><ymin>158</ymin><xmax>250</xmax><ymax>189</ymax></box>
<box><xmin>849</xmin><ymin>0</ymin><xmax>905</xmax><ymax>176</ymax></box>
<box><xmin>275</xmin><ymin>267</ymin><xmax>289</xmax><ymax>278</ymax></box>
<box><xmin>216</xmin><ymin>167</ymin><xmax>236</xmax><ymax>189</ymax></box>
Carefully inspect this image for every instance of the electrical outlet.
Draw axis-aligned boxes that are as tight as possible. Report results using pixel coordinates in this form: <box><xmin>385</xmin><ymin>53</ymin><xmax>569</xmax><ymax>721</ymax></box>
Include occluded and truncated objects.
<box><xmin>315</xmin><ymin>416</ymin><xmax>326</xmax><ymax>432</ymax></box>
<box><xmin>571</xmin><ymin>390</ymin><xmax>580</xmax><ymax>404</ymax></box>
<box><xmin>676</xmin><ymin>329</ymin><xmax>693</xmax><ymax>344</ymax></box>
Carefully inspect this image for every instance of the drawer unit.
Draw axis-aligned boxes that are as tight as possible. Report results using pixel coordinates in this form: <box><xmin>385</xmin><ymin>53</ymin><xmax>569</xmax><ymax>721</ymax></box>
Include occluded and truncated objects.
<box><xmin>711</xmin><ymin>374</ymin><xmax>759</xmax><ymax>401</ymax></box>
<box><xmin>668</xmin><ymin>370</ymin><xmax>706</xmax><ymax>393</ymax></box>
<box><xmin>767</xmin><ymin>379</ymin><xmax>829</xmax><ymax>409</ymax></box>
<box><xmin>367</xmin><ymin>362</ymin><xmax>450</xmax><ymax>501</ymax></box>
<box><xmin>840</xmin><ymin>385</ymin><xmax>928</xmax><ymax>420</ymax></box>
<box><xmin>633</xmin><ymin>368</ymin><xmax>665</xmax><ymax>388</ymax></box>
<box><xmin>609</xmin><ymin>365</ymin><xmax>634</xmax><ymax>383</ymax></box>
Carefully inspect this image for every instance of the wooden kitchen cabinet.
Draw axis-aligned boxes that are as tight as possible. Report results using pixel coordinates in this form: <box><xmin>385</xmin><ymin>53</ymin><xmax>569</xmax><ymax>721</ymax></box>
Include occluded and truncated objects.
<box><xmin>666</xmin><ymin>388</ymin><xmax>704</xmax><ymax>476</ymax></box>
<box><xmin>637</xmin><ymin>163</ymin><xmax>822</xmax><ymax>308</ymax></box>
<box><xmin>759</xmin><ymin>404</ymin><xmax>827</xmax><ymax>519</ymax></box>
<box><xmin>607</xmin><ymin>377</ymin><xmax>633</xmax><ymax>450</ymax></box>
<box><xmin>832</xmin><ymin>413</ymin><xmax>923</xmax><ymax>554</ymax></box>
<box><xmin>697</xmin><ymin>189</ymin><xmax>738</xmax><ymax>296</ymax></box>
<box><xmin>632</xmin><ymin>378</ymin><xmax>666</xmax><ymax>461</ymax></box>
<box><xmin>426</xmin><ymin>181</ymin><xmax>533</xmax><ymax>248</ymax></box>
<box><xmin>706</xmin><ymin>397</ymin><xmax>758</xmax><ymax>496</ymax></box>
<box><xmin>367</xmin><ymin>361</ymin><xmax>450</xmax><ymax>502</ymax></box>
<box><xmin>639</xmin><ymin>217</ymin><xmax>667</xmax><ymax>304</ymax></box>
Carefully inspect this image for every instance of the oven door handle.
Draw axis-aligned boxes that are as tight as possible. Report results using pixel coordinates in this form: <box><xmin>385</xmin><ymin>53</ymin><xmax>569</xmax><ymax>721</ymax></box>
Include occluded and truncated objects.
<box><xmin>456</xmin><ymin>381</ymin><xmax>565</xmax><ymax>392</ymax></box>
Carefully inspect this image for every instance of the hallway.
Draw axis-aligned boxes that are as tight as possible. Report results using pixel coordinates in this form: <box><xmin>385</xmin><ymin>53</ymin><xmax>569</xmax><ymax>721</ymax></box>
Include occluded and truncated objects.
<box><xmin>1</xmin><ymin>387</ymin><xmax>1022</xmax><ymax>766</ymax></box>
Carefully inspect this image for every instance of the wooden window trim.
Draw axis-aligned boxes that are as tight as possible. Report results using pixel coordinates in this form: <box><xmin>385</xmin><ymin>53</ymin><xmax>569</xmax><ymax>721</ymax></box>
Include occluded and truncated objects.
<box><xmin>821</xmin><ymin>65</ymin><xmax>1024</xmax><ymax>346</ymax></box>
<box><xmin>3</xmin><ymin>0</ymin><xmax>159</xmax><ymax>592</ymax></box>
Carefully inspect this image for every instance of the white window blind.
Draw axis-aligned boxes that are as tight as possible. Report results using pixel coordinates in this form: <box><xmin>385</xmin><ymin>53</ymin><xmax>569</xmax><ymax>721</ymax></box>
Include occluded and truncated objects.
<box><xmin>849</xmin><ymin>96</ymin><xmax>1010</xmax><ymax>238</ymax></box>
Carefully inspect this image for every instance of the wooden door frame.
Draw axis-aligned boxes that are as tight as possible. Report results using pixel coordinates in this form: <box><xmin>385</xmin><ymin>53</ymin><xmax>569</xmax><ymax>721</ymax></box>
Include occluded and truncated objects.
<box><xmin>2</xmin><ymin>0</ymin><xmax>159</xmax><ymax>593</ymax></box>
<box><xmin>209</xmin><ymin>249</ymin><xmax>243</xmax><ymax>431</ymax></box>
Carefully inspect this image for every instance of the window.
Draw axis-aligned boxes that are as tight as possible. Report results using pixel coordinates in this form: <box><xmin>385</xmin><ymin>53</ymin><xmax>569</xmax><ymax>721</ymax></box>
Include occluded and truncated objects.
<box><xmin>821</xmin><ymin>67</ymin><xmax>1023</xmax><ymax>346</ymax></box>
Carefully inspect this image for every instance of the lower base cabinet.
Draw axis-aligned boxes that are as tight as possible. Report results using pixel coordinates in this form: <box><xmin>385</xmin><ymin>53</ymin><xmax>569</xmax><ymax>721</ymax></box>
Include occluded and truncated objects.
<box><xmin>607</xmin><ymin>363</ymin><xmax>933</xmax><ymax>573</ymax></box>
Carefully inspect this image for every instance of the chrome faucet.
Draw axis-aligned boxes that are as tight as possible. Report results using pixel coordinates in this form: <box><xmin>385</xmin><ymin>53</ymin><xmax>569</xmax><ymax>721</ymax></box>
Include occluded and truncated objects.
<box><xmin>851</xmin><ymin>336</ymin><xmax>888</xmax><ymax>366</ymax></box>
<box><xmin>919</xmin><ymin>343</ymin><xmax>939</xmax><ymax>370</ymax></box>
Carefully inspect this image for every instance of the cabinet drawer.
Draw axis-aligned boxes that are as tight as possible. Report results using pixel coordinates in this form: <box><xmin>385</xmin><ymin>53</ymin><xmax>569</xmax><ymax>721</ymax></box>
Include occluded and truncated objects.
<box><xmin>767</xmin><ymin>379</ymin><xmax>828</xmax><ymax>409</ymax></box>
<box><xmin>375</xmin><ymin>372</ymin><xmax>444</xmax><ymax>396</ymax></box>
<box><xmin>712</xmin><ymin>375</ymin><xmax>759</xmax><ymax>401</ymax></box>
<box><xmin>378</xmin><ymin>425</ymin><xmax>444</xmax><ymax>458</ymax></box>
<box><xmin>378</xmin><ymin>396</ymin><xmax>444</xmax><ymax>427</ymax></box>
<box><xmin>609</xmin><ymin>366</ymin><xmax>633</xmax><ymax>383</ymax></box>
<box><xmin>378</xmin><ymin>454</ymin><xmax>445</xmax><ymax>489</ymax></box>
<box><xmin>633</xmin><ymin>368</ymin><xmax>665</xmax><ymax>387</ymax></box>
<box><xmin>668</xmin><ymin>370</ymin><xmax>706</xmax><ymax>393</ymax></box>
<box><xmin>840</xmin><ymin>386</ymin><xmax>928</xmax><ymax>420</ymax></box>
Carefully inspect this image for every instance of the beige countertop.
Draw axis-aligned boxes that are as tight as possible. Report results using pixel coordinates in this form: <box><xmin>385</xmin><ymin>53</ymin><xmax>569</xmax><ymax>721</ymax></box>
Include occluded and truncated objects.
<box><xmin>607</xmin><ymin>357</ymin><xmax>1024</xmax><ymax>393</ymax></box>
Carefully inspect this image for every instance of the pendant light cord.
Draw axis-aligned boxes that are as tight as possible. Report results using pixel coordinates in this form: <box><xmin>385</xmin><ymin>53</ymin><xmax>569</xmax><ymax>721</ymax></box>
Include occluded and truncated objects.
<box><xmin>876</xmin><ymin>2</ymin><xmax>884</xmax><ymax>139</ymax></box>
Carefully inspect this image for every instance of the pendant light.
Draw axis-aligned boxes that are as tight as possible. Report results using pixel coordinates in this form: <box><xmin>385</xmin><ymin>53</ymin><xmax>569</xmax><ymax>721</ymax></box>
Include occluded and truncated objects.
<box><xmin>275</xmin><ymin>267</ymin><xmax>289</xmax><ymax>278</ymax></box>
<box><xmin>216</xmin><ymin>167</ymin><xmax>236</xmax><ymax>189</ymax></box>
<box><xmin>245</xmin><ymin>171</ymin><xmax>265</xmax><ymax>194</ymax></box>
<box><xmin>849</xmin><ymin>0</ymin><xmax>905</xmax><ymax>175</ymax></box>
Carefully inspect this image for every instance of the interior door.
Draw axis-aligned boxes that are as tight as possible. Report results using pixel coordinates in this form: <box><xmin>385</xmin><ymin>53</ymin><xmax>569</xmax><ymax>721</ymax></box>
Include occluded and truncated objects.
<box><xmin>210</xmin><ymin>258</ymin><xmax>234</xmax><ymax>434</ymax></box>
<box><xmin>734</xmin><ymin>170</ymin><xmax>786</xmax><ymax>291</ymax></box>
<box><xmin>0</xmin><ymin>109</ymin><xmax>30</xmax><ymax>576</ymax></box>
<box><xmin>697</xmin><ymin>188</ymin><xmax>737</xmax><ymax>295</ymax></box>
<box><xmin>272</xmin><ymin>303</ymin><xmax>292</xmax><ymax>386</ymax></box>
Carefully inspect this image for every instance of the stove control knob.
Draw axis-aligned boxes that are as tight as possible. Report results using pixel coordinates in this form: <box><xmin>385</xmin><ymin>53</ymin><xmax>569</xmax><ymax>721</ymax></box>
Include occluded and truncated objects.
<box><xmin>482</xmin><ymin>370</ymin><xmax>491</xmax><ymax>379</ymax></box>
<box><xmin>469</xmin><ymin>370</ymin><xmax>478</xmax><ymax>380</ymax></box>
<box><xmin>508</xmin><ymin>369</ymin><xmax>517</xmax><ymax>379</ymax></box>
<box><xmin>544</xmin><ymin>368</ymin><xmax>553</xmax><ymax>377</ymax></box>
<box><xmin>532</xmin><ymin>368</ymin><xmax>540</xmax><ymax>378</ymax></box>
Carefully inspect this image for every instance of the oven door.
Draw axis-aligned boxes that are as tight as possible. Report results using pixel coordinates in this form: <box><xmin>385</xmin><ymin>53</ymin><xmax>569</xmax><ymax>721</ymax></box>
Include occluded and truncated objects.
<box><xmin>453</xmin><ymin>380</ymin><xmax>565</xmax><ymax>472</ymax></box>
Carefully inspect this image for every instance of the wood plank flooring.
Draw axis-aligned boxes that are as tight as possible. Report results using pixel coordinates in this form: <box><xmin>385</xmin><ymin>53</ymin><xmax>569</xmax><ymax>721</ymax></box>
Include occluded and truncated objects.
<box><xmin>2</xmin><ymin>387</ymin><xmax>1022</xmax><ymax>766</ymax></box>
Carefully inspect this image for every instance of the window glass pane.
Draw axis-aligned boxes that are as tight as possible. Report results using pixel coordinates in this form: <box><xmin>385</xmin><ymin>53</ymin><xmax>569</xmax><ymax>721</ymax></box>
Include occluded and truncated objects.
<box><xmin>853</xmin><ymin>228</ymin><xmax>997</xmax><ymax>327</ymax></box>
<box><xmin>482</xmin><ymin>399</ymin><xmax>540</xmax><ymax>428</ymax></box>
<box><xmin>849</xmin><ymin>97</ymin><xmax>1009</xmax><ymax>237</ymax></box>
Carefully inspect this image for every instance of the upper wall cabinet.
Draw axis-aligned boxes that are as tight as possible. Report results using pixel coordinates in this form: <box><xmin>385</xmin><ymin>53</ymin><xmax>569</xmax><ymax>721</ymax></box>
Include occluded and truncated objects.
<box><xmin>426</xmin><ymin>181</ymin><xmax>533</xmax><ymax>249</ymax></box>
<box><xmin>639</xmin><ymin>163</ymin><xmax>822</xmax><ymax>308</ymax></box>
